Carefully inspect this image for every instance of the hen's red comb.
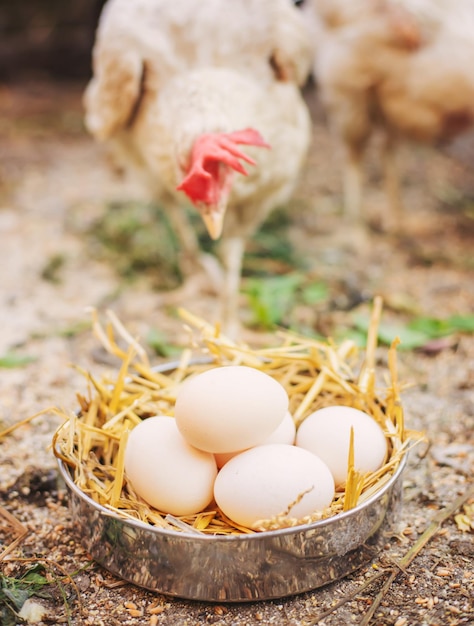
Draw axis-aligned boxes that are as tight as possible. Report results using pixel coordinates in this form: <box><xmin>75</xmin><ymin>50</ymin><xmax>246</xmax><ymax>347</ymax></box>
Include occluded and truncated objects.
<box><xmin>177</xmin><ymin>128</ymin><xmax>270</xmax><ymax>205</ymax></box>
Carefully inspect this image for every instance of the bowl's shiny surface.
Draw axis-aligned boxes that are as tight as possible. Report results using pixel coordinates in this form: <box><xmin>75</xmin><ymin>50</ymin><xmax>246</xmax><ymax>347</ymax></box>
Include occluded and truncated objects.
<box><xmin>58</xmin><ymin>453</ymin><xmax>405</xmax><ymax>602</ymax></box>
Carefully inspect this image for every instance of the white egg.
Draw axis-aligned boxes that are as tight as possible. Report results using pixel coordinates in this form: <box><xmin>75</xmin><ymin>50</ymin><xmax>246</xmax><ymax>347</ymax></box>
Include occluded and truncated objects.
<box><xmin>174</xmin><ymin>366</ymin><xmax>289</xmax><ymax>453</ymax></box>
<box><xmin>295</xmin><ymin>405</ymin><xmax>387</xmax><ymax>486</ymax></box>
<box><xmin>214</xmin><ymin>449</ymin><xmax>244</xmax><ymax>469</ymax></box>
<box><xmin>262</xmin><ymin>410</ymin><xmax>296</xmax><ymax>445</ymax></box>
<box><xmin>124</xmin><ymin>416</ymin><xmax>217</xmax><ymax>516</ymax></box>
<box><xmin>214</xmin><ymin>444</ymin><xmax>335</xmax><ymax>528</ymax></box>
<box><xmin>214</xmin><ymin>411</ymin><xmax>296</xmax><ymax>468</ymax></box>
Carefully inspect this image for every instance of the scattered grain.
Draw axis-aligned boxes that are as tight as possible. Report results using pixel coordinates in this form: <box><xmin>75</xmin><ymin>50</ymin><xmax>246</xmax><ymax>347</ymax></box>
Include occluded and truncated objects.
<box><xmin>147</xmin><ymin>604</ymin><xmax>165</xmax><ymax>615</ymax></box>
<box><xmin>124</xmin><ymin>601</ymin><xmax>138</xmax><ymax>611</ymax></box>
<box><xmin>436</xmin><ymin>567</ymin><xmax>453</xmax><ymax>577</ymax></box>
<box><xmin>214</xmin><ymin>606</ymin><xmax>227</xmax><ymax>615</ymax></box>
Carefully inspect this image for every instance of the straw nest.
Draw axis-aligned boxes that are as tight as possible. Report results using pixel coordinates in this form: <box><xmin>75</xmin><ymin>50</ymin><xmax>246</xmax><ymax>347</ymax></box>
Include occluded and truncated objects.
<box><xmin>53</xmin><ymin>297</ymin><xmax>421</xmax><ymax>535</ymax></box>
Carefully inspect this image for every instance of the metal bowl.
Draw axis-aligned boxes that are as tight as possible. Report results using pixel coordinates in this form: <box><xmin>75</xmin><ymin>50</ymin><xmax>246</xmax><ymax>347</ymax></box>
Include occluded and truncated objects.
<box><xmin>58</xmin><ymin>457</ymin><xmax>405</xmax><ymax>603</ymax></box>
<box><xmin>57</xmin><ymin>361</ymin><xmax>407</xmax><ymax>602</ymax></box>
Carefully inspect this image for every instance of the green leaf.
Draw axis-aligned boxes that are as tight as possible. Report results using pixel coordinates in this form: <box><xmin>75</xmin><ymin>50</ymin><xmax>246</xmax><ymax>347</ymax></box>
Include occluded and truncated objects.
<box><xmin>21</xmin><ymin>568</ymin><xmax>49</xmax><ymax>587</ymax></box>
<box><xmin>0</xmin><ymin>353</ymin><xmax>37</xmax><ymax>368</ymax></box>
<box><xmin>0</xmin><ymin>564</ymin><xmax>51</xmax><ymax>623</ymax></box>
<box><xmin>407</xmin><ymin>316</ymin><xmax>454</xmax><ymax>337</ymax></box>
<box><xmin>300</xmin><ymin>281</ymin><xmax>329</xmax><ymax>305</ymax></box>
<box><xmin>336</xmin><ymin>327</ymin><xmax>367</xmax><ymax>348</ymax></box>
<box><xmin>378</xmin><ymin>323</ymin><xmax>432</xmax><ymax>349</ymax></box>
<box><xmin>351</xmin><ymin>310</ymin><xmax>474</xmax><ymax>351</ymax></box>
<box><xmin>447</xmin><ymin>314</ymin><xmax>474</xmax><ymax>333</ymax></box>
<box><xmin>146</xmin><ymin>328</ymin><xmax>180</xmax><ymax>358</ymax></box>
<box><xmin>3</xmin><ymin>587</ymin><xmax>30</xmax><ymax>611</ymax></box>
<box><xmin>407</xmin><ymin>314</ymin><xmax>474</xmax><ymax>338</ymax></box>
<box><xmin>351</xmin><ymin>315</ymin><xmax>431</xmax><ymax>349</ymax></box>
<box><xmin>243</xmin><ymin>274</ymin><xmax>303</xmax><ymax>328</ymax></box>
<box><xmin>89</xmin><ymin>201</ymin><xmax>184</xmax><ymax>288</ymax></box>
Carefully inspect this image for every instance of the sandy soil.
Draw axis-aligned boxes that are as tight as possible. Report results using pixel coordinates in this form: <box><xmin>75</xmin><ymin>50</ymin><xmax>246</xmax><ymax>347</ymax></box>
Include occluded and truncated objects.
<box><xmin>0</xmin><ymin>80</ymin><xmax>473</xmax><ymax>625</ymax></box>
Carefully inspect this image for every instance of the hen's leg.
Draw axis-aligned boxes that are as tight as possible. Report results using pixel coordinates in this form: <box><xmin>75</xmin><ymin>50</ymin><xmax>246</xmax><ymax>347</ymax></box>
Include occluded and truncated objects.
<box><xmin>219</xmin><ymin>236</ymin><xmax>245</xmax><ymax>338</ymax></box>
<box><xmin>166</xmin><ymin>204</ymin><xmax>223</xmax><ymax>288</ymax></box>
<box><xmin>381</xmin><ymin>132</ymin><xmax>403</xmax><ymax>231</ymax></box>
<box><xmin>166</xmin><ymin>205</ymin><xmax>202</xmax><ymax>272</ymax></box>
<box><xmin>342</xmin><ymin>143</ymin><xmax>364</xmax><ymax>221</ymax></box>
<box><xmin>337</xmin><ymin>140</ymin><xmax>372</xmax><ymax>251</ymax></box>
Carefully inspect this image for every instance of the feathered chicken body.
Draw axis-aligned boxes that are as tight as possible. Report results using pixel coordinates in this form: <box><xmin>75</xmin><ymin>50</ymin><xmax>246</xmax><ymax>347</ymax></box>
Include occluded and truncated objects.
<box><xmin>307</xmin><ymin>0</ymin><xmax>474</xmax><ymax>224</ymax></box>
<box><xmin>85</xmin><ymin>0</ymin><xmax>312</xmax><ymax>332</ymax></box>
<box><xmin>145</xmin><ymin>69</ymin><xmax>310</xmax><ymax>233</ymax></box>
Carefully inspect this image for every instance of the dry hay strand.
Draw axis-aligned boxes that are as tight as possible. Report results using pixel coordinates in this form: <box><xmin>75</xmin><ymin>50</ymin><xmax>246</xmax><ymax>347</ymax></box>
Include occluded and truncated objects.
<box><xmin>52</xmin><ymin>297</ymin><xmax>423</xmax><ymax>535</ymax></box>
<box><xmin>0</xmin><ymin>408</ymin><xmax>57</xmax><ymax>441</ymax></box>
<box><xmin>0</xmin><ymin>507</ymin><xmax>29</xmax><ymax>561</ymax></box>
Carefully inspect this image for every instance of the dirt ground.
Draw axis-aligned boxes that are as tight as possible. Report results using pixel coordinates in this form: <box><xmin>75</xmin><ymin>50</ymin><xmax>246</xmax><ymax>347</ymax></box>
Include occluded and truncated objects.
<box><xmin>0</xmin><ymin>80</ymin><xmax>473</xmax><ymax>626</ymax></box>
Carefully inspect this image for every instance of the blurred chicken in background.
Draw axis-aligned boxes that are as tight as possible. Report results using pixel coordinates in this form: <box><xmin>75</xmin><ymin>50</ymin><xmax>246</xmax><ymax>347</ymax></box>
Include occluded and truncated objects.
<box><xmin>84</xmin><ymin>0</ymin><xmax>313</xmax><ymax>335</ymax></box>
<box><xmin>304</xmin><ymin>0</ymin><xmax>474</xmax><ymax>229</ymax></box>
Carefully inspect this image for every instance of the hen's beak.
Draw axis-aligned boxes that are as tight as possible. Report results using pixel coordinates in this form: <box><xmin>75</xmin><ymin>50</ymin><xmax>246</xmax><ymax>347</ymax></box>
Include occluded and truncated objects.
<box><xmin>202</xmin><ymin>211</ymin><xmax>225</xmax><ymax>240</ymax></box>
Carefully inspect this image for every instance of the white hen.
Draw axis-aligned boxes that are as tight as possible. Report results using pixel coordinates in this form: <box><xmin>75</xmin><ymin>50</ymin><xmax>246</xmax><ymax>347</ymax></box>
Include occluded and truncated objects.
<box><xmin>84</xmin><ymin>0</ymin><xmax>313</xmax><ymax>333</ymax></box>
<box><xmin>305</xmin><ymin>0</ymin><xmax>474</xmax><ymax>228</ymax></box>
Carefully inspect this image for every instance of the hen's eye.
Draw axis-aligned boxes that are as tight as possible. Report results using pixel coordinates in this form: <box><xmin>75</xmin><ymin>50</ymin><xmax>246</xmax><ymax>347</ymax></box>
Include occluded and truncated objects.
<box><xmin>293</xmin><ymin>0</ymin><xmax>305</xmax><ymax>7</ymax></box>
